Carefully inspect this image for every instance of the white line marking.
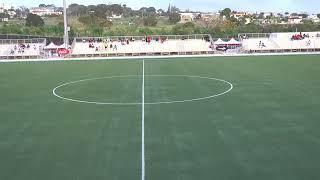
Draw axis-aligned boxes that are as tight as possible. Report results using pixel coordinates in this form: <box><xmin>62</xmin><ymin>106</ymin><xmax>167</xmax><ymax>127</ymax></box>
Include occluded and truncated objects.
<box><xmin>141</xmin><ymin>60</ymin><xmax>145</xmax><ymax>180</ymax></box>
<box><xmin>52</xmin><ymin>75</ymin><xmax>233</xmax><ymax>105</ymax></box>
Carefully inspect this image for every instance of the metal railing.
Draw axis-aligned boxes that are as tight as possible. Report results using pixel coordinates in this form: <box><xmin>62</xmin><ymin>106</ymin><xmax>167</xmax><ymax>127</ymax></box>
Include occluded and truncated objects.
<box><xmin>74</xmin><ymin>34</ymin><xmax>212</xmax><ymax>42</ymax></box>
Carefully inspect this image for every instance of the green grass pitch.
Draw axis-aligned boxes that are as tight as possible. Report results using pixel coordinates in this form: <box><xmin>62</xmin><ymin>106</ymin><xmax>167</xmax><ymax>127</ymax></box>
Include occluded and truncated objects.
<box><xmin>0</xmin><ymin>55</ymin><xmax>320</xmax><ymax>180</ymax></box>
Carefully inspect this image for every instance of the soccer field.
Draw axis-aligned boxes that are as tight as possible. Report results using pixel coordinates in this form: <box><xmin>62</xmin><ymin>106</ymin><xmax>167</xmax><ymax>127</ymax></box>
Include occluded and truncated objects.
<box><xmin>0</xmin><ymin>55</ymin><xmax>320</xmax><ymax>180</ymax></box>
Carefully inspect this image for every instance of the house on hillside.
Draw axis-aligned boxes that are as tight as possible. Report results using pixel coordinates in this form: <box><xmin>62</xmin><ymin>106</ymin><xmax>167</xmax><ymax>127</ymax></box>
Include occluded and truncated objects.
<box><xmin>308</xmin><ymin>14</ymin><xmax>320</xmax><ymax>23</ymax></box>
<box><xmin>7</xmin><ymin>9</ymin><xmax>16</xmax><ymax>18</ymax></box>
<box><xmin>179</xmin><ymin>13</ymin><xmax>195</xmax><ymax>23</ymax></box>
<box><xmin>0</xmin><ymin>3</ymin><xmax>12</xmax><ymax>13</ymax></box>
<box><xmin>107</xmin><ymin>14</ymin><xmax>122</xmax><ymax>19</ymax></box>
<box><xmin>200</xmin><ymin>12</ymin><xmax>219</xmax><ymax>22</ymax></box>
<box><xmin>30</xmin><ymin>7</ymin><xmax>62</xmax><ymax>16</ymax></box>
<box><xmin>232</xmin><ymin>12</ymin><xmax>248</xmax><ymax>20</ymax></box>
<box><xmin>288</xmin><ymin>16</ymin><xmax>303</xmax><ymax>24</ymax></box>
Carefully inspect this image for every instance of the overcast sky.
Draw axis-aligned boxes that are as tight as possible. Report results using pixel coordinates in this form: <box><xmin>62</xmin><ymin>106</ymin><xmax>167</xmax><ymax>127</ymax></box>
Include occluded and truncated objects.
<box><xmin>2</xmin><ymin>0</ymin><xmax>320</xmax><ymax>13</ymax></box>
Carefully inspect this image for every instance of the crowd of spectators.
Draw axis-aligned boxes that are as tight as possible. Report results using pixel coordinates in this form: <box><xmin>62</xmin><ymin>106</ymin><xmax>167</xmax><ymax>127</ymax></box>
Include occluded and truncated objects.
<box><xmin>83</xmin><ymin>36</ymin><xmax>171</xmax><ymax>52</ymax></box>
<box><xmin>9</xmin><ymin>44</ymin><xmax>37</xmax><ymax>55</ymax></box>
<box><xmin>291</xmin><ymin>32</ymin><xmax>310</xmax><ymax>40</ymax></box>
<box><xmin>142</xmin><ymin>36</ymin><xmax>167</xmax><ymax>43</ymax></box>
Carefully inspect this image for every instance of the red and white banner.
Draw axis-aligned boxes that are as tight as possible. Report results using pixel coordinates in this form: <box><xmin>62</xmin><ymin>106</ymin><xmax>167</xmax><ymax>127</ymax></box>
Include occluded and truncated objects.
<box><xmin>57</xmin><ymin>48</ymin><xmax>70</xmax><ymax>55</ymax></box>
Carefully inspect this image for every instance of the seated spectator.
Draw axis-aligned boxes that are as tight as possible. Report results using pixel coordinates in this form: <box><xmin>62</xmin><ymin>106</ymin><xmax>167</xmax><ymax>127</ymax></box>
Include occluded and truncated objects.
<box><xmin>209</xmin><ymin>44</ymin><xmax>214</xmax><ymax>50</ymax></box>
<box><xmin>306</xmin><ymin>40</ymin><xmax>311</xmax><ymax>46</ymax></box>
<box><xmin>160</xmin><ymin>36</ymin><xmax>167</xmax><ymax>43</ymax></box>
<box><xmin>20</xmin><ymin>44</ymin><xmax>26</xmax><ymax>49</ymax></box>
<box><xmin>291</xmin><ymin>34</ymin><xmax>304</xmax><ymax>40</ymax></box>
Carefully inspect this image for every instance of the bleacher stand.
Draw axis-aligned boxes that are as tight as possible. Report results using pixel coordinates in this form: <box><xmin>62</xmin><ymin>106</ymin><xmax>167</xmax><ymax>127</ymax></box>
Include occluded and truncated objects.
<box><xmin>0</xmin><ymin>38</ymin><xmax>46</xmax><ymax>59</ymax></box>
<box><xmin>241</xmin><ymin>32</ymin><xmax>320</xmax><ymax>53</ymax></box>
<box><xmin>70</xmin><ymin>35</ymin><xmax>213</xmax><ymax>57</ymax></box>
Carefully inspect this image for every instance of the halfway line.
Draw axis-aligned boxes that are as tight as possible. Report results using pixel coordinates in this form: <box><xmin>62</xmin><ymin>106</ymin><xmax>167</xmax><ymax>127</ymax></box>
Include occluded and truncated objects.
<box><xmin>141</xmin><ymin>60</ymin><xmax>145</xmax><ymax>180</ymax></box>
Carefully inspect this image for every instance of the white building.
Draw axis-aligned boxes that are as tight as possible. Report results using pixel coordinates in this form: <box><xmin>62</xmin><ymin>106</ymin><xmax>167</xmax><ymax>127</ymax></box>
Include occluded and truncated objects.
<box><xmin>7</xmin><ymin>9</ymin><xmax>16</xmax><ymax>18</ymax></box>
<box><xmin>288</xmin><ymin>16</ymin><xmax>303</xmax><ymax>24</ymax></box>
<box><xmin>200</xmin><ymin>12</ymin><xmax>220</xmax><ymax>22</ymax></box>
<box><xmin>30</xmin><ymin>7</ymin><xmax>62</xmax><ymax>16</ymax></box>
<box><xmin>308</xmin><ymin>14</ymin><xmax>320</xmax><ymax>23</ymax></box>
<box><xmin>0</xmin><ymin>3</ymin><xmax>12</xmax><ymax>13</ymax></box>
<box><xmin>107</xmin><ymin>14</ymin><xmax>122</xmax><ymax>19</ymax></box>
<box><xmin>179</xmin><ymin>13</ymin><xmax>195</xmax><ymax>23</ymax></box>
<box><xmin>232</xmin><ymin>12</ymin><xmax>248</xmax><ymax>20</ymax></box>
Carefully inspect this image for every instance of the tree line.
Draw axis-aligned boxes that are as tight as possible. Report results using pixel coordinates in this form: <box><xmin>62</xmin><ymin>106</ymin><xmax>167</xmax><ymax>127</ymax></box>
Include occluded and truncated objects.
<box><xmin>0</xmin><ymin>4</ymin><xmax>319</xmax><ymax>38</ymax></box>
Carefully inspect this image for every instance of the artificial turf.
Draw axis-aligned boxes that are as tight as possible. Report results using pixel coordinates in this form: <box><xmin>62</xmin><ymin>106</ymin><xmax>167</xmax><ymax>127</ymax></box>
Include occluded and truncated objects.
<box><xmin>0</xmin><ymin>55</ymin><xmax>320</xmax><ymax>180</ymax></box>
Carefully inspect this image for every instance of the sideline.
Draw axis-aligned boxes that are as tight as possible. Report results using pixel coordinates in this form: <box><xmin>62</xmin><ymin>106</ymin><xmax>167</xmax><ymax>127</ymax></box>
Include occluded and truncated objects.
<box><xmin>1</xmin><ymin>52</ymin><xmax>320</xmax><ymax>63</ymax></box>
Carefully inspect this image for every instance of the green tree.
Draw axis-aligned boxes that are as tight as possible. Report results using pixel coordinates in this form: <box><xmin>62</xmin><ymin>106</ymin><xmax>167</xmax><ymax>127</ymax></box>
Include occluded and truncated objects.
<box><xmin>0</xmin><ymin>13</ymin><xmax>10</xmax><ymax>19</ymax></box>
<box><xmin>146</xmin><ymin>7</ymin><xmax>156</xmax><ymax>14</ymax></box>
<box><xmin>94</xmin><ymin>4</ymin><xmax>108</xmax><ymax>18</ymax></box>
<box><xmin>258</xmin><ymin>12</ymin><xmax>264</xmax><ymax>19</ymax></box>
<box><xmin>317</xmin><ymin>14</ymin><xmax>320</xmax><ymax>19</ymax></box>
<box><xmin>78</xmin><ymin>14</ymin><xmax>112</xmax><ymax>28</ymax></box>
<box><xmin>68</xmin><ymin>4</ymin><xmax>87</xmax><ymax>17</ymax></box>
<box><xmin>220</xmin><ymin>8</ymin><xmax>231</xmax><ymax>19</ymax></box>
<box><xmin>299</xmin><ymin>13</ymin><xmax>308</xmax><ymax>19</ymax></box>
<box><xmin>26</xmin><ymin>13</ymin><xmax>44</xmax><ymax>27</ymax></box>
<box><xmin>143</xmin><ymin>16</ymin><xmax>158</xmax><ymax>26</ymax></box>
<box><xmin>169</xmin><ymin>12</ymin><xmax>181</xmax><ymax>24</ymax></box>
<box><xmin>171</xmin><ymin>6</ymin><xmax>180</xmax><ymax>13</ymax></box>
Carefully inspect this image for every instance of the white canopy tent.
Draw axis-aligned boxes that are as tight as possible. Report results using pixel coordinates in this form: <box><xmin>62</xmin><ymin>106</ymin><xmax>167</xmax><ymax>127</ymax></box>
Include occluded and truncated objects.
<box><xmin>58</xmin><ymin>43</ymin><xmax>71</xmax><ymax>49</ymax></box>
<box><xmin>44</xmin><ymin>42</ymin><xmax>60</xmax><ymax>50</ymax></box>
<box><xmin>214</xmin><ymin>38</ymin><xmax>227</xmax><ymax>45</ymax></box>
<box><xmin>227</xmin><ymin>38</ymin><xmax>241</xmax><ymax>45</ymax></box>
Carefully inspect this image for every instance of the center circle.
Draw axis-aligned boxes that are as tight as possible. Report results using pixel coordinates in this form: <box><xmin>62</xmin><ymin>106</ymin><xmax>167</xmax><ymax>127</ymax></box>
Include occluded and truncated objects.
<box><xmin>52</xmin><ymin>75</ymin><xmax>233</xmax><ymax>105</ymax></box>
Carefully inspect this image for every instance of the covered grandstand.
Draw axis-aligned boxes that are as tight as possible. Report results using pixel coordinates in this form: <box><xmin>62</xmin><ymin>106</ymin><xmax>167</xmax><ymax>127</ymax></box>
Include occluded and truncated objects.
<box><xmin>0</xmin><ymin>38</ymin><xmax>46</xmax><ymax>59</ymax></box>
<box><xmin>0</xmin><ymin>31</ymin><xmax>320</xmax><ymax>60</ymax></box>
<box><xmin>240</xmin><ymin>32</ymin><xmax>320</xmax><ymax>53</ymax></box>
<box><xmin>69</xmin><ymin>34</ymin><xmax>214</xmax><ymax>58</ymax></box>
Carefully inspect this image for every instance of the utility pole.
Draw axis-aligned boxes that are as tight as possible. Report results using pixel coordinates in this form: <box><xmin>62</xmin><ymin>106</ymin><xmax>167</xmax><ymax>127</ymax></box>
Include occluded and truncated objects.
<box><xmin>63</xmin><ymin>0</ymin><xmax>69</xmax><ymax>49</ymax></box>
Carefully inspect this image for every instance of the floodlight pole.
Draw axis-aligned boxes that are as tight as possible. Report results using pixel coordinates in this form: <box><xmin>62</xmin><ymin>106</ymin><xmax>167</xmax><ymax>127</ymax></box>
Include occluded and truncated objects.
<box><xmin>63</xmin><ymin>0</ymin><xmax>69</xmax><ymax>49</ymax></box>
